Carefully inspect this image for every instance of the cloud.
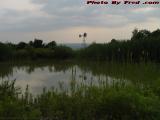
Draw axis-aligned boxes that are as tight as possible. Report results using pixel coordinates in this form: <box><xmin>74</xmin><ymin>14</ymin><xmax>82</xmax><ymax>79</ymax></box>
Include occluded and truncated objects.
<box><xmin>30</xmin><ymin>0</ymin><xmax>160</xmax><ymax>30</ymax></box>
<box><xmin>0</xmin><ymin>0</ymin><xmax>159</xmax><ymax>43</ymax></box>
<box><xmin>22</xmin><ymin>0</ymin><xmax>160</xmax><ymax>30</ymax></box>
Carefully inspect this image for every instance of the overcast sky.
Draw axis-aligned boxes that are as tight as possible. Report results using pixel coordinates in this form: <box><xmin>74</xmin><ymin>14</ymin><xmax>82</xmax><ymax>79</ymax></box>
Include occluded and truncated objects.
<box><xmin>0</xmin><ymin>0</ymin><xmax>160</xmax><ymax>43</ymax></box>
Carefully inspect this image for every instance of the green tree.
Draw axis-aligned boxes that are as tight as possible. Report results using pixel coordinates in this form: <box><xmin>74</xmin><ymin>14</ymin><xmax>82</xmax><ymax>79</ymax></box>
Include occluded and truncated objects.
<box><xmin>33</xmin><ymin>39</ymin><xmax>43</xmax><ymax>48</ymax></box>
<box><xmin>46</xmin><ymin>41</ymin><xmax>57</xmax><ymax>49</ymax></box>
<box><xmin>17</xmin><ymin>42</ymin><xmax>27</xmax><ymax>49</ymax></box>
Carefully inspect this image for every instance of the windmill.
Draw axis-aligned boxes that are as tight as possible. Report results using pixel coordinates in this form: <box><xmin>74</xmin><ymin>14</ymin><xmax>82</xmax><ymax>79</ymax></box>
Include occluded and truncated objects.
<box><xmin>79</xmin><ymin>32</ymin><xmax>87</xmax><ymax>48</ymax></box>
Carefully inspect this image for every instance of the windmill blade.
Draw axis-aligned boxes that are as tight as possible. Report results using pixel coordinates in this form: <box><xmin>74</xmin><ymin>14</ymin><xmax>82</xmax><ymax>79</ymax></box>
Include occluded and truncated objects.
<box><xmin>83</xmin><ymin>33</ymin><xmax>87</xmax><ymax>37</ymax></box>
<box><xmin>79</xmin><ymin>34</ymin><xmax>82</xmax><ymax>38</ymax></box>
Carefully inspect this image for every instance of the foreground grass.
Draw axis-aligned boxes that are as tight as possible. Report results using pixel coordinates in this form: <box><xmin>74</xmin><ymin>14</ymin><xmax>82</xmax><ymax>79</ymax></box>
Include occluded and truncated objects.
<box><xmin>0</xmin><ymin>80</ymin><xmax>160</xmax><ymax>120</ymax></box>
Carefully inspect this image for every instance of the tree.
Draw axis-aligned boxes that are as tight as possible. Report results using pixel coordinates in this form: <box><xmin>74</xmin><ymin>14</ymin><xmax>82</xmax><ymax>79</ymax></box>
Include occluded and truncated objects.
<box><xmin>0</xmin><ymin>42</ymin><xmax>12</xmax><ymax>60</ymax></box>
<box><xmin>17</xmin><ymin>42</ymin><xmax>27</xmax><ymax>49</ymax></box>
<box><xmin>131</xmin><ymin>29</ymin><xmax>150</xmax><ymax>41</ymax></box>
<box><xmin>131</xmin><ymin>28</ymin><xmax>138</xmax><ymax>41</ymax></box>
<box><xmin>33</xmin><ymin>39</ymin><xmax>43</xmax><ymax>48</ymax></box>
<box><xmin>46</xmin><ymin>41</ymin><xmax>57</xmax><ymax>49</ymax></box>
<box><xmin>150</xmin><ymin>29</ymin><xmax>160</xmax><ymax>38</ymax></box>
<box><xmin>111</xmin><ymin>39</ymin><xmax>117</xmax><ymax>43</ymax></box>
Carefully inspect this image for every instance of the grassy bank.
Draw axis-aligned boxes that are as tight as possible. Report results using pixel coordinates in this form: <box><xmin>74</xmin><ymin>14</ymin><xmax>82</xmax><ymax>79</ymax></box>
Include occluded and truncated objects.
<box><xmin>0</xmin><ymin>79</ymin><xmax>160</xmax><ymax>120</ymax></box>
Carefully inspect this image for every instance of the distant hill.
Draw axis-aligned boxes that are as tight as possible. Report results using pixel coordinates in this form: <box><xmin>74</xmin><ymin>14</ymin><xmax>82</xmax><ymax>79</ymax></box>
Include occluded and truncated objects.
<box><xmin>59</xmin><ymin>43</ymin><xmax>90</xmax><ymax>50</ymax></box>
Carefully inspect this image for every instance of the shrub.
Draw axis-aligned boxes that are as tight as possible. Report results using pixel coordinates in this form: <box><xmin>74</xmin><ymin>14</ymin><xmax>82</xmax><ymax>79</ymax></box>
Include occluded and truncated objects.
<box><xmin>54</xmin><ymin>46</ymin><xmax>75</xmax><ymax>59</ymax></box>
<box><xmin>0</xmin><ymin>43</ymin><xmax>13</xmax><ymax>60</ymax></box>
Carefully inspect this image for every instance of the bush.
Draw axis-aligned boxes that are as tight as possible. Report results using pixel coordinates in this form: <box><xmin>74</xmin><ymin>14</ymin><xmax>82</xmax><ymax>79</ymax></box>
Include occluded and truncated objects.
<box><xmin>32</xmin><ymin>48</ymin><xmax>54</xmax><ymax>59</ymax></box>
<box><xmin>0</xmin><ymin>43</ymin><xmax>13</xmax><ymax>60</ymax></box>
<box><xmin>54</xmin><ymin>46</ymin><xmax>75</xmax><ymax>59</ymax></box>
<box><xmin>13</xmin><ymin>49</ymin><xmax>30</xmax><ymax>59</ymax></box>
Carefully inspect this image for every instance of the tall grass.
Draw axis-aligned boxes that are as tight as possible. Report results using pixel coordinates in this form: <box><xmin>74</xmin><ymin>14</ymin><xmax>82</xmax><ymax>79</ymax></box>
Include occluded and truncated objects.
<box><xmin>0</xmin><ymin>79</ymin><xmax>160</xmax><ymax>120</ymax></box>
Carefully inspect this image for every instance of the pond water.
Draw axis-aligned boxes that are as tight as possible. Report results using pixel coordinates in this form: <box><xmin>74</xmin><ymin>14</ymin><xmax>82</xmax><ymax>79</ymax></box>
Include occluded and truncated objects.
<box><xmin>0</xmin><ymin>60</ymin><xmax>160</xmax><ymax>95</ymax></box>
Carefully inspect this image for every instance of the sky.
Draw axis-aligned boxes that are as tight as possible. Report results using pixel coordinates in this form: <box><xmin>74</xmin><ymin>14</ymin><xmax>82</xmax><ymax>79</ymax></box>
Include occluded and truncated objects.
<box><xmin>0</xmin><ymin>0</ymin><xmax>160</xmax><ymax>43</ymax></box>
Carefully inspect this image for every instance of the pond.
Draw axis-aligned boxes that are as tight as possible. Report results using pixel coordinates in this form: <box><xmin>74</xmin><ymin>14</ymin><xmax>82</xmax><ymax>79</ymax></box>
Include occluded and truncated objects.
<box><xmin>0</xmin><ymin>60</ymin><xmax>160</xmax><ymax>95</ymax></box>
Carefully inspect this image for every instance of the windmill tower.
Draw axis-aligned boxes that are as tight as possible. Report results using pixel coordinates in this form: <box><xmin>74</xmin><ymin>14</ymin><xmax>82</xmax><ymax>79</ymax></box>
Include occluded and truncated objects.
<box><xmin>79</xmin><ymin>32</ymin><xmax>87</xmax><ymax>48</ymax></box>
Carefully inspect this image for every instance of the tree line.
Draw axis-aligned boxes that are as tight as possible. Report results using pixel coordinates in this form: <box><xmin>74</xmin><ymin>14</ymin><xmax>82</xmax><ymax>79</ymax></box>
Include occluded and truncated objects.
<box><xmin>0</xmin><ymin>28</ymin><xmax>160</xmax><ymax>62</ymax></box>
<box><xmin>0</xmin><ymin>39</ymin><xmax>74</xmax><ymax>60</ymax></box>
<box><xmin>78</xmin><ymin>28</ymin><xmax>160</xmax><ymax>62</ymax></box>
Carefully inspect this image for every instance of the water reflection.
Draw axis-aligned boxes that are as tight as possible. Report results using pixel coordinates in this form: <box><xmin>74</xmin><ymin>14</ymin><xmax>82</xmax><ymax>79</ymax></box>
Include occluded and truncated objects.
<box><xmin>0</xmin><ymin>60</ymin><xmax>160</xmax><ymax>94</ymax></box>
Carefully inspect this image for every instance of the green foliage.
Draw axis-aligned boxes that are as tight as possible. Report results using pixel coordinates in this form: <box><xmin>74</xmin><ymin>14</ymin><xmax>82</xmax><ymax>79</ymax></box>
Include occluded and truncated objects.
<box><xmin>14</xmin><ymin>49</ymin><xmax>30</xmax><ymax>59</ymax></box>
<box><xmin>0</xmin><ymin>79</ymin><xmax>160</xmax><ymax>119</ymax></box>
<box><xmin>0</xmin><ymin>28</ymin><xmax>160</xmax><ymax>62</ymax></box>
<box><xmin>33</xmin><ymin>39</ymin><xmax>44</xmax><ymax>48</ymax></box>
<box><xmin>78</xmin><ymin>28</ymin><xmax>160</xmax><ymax>62</ymax></box>
<box><xmin>0</xmin><ymin>42</ymin><xmax>13</xmax><ymax>60</ymax></box>
<box><xmin>0</xmin><ymin>39</ymin><xmax>76</xmax><ymax>61</ymax></box>
<box><xmin>29</xmin><ymin>48</ymin><xmax>55</xmax><ymax>59</ymax></box>
<box><xmin>131</xmin><ymin>29</ymin><xmax>151</xmax><ymax>41</ymax></box>
<box><xmin>46</xmin><ymin>41</ymin><xmax>57</xmax><ymax>49</ymax></box>
<box><xmin>0</xmin><ymin>80</ymin><xmax>41</xmax><ymax>119</ymax></box>
<box><xmin>54</xmin><ymin>45</ymin><xmax>75</xmax><ymax>59</ymax></box>
<box><xmin>17</xmin><ymin>42</ymin><xmax>27</xmax><ymax>49</ymax></box>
